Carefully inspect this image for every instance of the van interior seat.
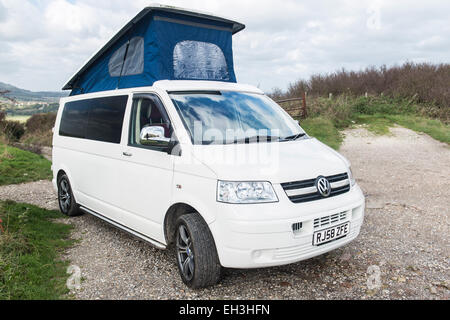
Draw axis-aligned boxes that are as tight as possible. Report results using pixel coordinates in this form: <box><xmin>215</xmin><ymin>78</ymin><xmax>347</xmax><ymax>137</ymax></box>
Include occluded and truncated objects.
<box><xmin>146</xmin><ymin>100</ymin><xmax>170</xmax><ymax>137</ymax></box>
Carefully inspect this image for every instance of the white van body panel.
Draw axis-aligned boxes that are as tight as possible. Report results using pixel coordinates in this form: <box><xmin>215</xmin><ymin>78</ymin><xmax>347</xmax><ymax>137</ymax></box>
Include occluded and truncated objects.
<box><xmin>153</xmin><ymin>80</ymin><xmax>264</xmax><ymax>94</ymax></box>
<box><xmin>52</xmin><ymin>80</ymin><xmax>365</xmax><ymax>268</ymax></box>
<box><xmin>190</xmin><ymin>138</ymin><xmax>349</xmax><ymax>183</ymax></box>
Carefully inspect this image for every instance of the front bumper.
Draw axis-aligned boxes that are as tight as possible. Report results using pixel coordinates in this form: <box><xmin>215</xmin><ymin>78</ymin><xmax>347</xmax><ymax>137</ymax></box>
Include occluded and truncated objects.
<box><xmin>210</xmin><ymin>183</ymin><xmax>365</xmax><ymax>268</ymax></box>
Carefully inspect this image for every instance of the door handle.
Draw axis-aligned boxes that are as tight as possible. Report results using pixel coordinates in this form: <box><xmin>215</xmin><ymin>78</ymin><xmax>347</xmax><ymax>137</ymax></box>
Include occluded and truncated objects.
<box><xmin>122</xmin><ymin>152</ymin><xmax>132</xmax><ymax>157</ymax></box>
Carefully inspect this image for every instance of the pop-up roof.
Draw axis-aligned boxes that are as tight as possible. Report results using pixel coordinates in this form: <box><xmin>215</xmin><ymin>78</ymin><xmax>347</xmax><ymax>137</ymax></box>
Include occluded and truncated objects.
<box><xmin>63</xmin><ymin>4</ymin><xmax>245</xmax><ymax>96</ymax></box>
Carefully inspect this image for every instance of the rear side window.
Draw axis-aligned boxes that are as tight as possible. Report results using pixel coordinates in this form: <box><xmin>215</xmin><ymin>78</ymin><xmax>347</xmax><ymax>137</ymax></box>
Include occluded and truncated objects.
<box><xmin>59</xmin><ymin>95</ymin><xmax>128</xmax><ymax>144</ymax></box>
<box><xmin>85</xmin><ymin>96</ymin><xmax>128</xmax><ymax>143</ymax></box>
<box><xmin>59</xmin><ymin>101</ymin><xmax>90</xmax><ymax>139</ymax></box>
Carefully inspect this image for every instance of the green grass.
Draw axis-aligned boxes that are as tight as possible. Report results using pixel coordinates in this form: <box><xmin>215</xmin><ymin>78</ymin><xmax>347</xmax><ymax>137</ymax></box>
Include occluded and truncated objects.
<box><xmin>354</xmin><ymin>114</ymin><xmax>450</xmax><ymax>143</ymax></box>
<box><xmin>354</xmin><ymin>114</ymin><xmax>394</xmax><ymax>135</ymax></box>
<box><xmin>0</xmin><ymin>143</ymin><xmax>52</xmax><ymax>186</ymax></box>
<box><xmin>298</xmin><ymin>113</ymin><xmax>449</xmax><ymax>151</ymax></box>
<box><xmin>300</xmin><ymin>117</ymin><xmax>343</xmax><ymax>150</ymax></box>
<box><xmin>294</xmin><ymin>95</ymin><xmax>450</xmax><ymax>149</ymax></box>
<box><xmin>390</xmin><ymin>115</ymin><xmax>450</xmax><ymax>143</ymax></box>
<box><xmin>0</xmin><ymin>200</ymin><xmax>73</xmax><ymax>300</ymax></box>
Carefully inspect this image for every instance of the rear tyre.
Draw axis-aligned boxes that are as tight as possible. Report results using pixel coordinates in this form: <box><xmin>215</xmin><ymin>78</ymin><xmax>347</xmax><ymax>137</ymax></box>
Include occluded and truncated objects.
<box><xmin>175</xmin><ymin>213</ymin><xmax>221</xmax><ymax>288</ymax></box>
<box><xmin>57</xmin><ymin>174</ymin><xmax>82</xmax><ymax>217</ymax></box>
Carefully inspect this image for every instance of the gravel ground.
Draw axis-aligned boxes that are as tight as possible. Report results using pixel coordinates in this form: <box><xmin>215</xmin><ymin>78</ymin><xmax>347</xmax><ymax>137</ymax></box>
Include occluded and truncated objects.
<box><xmin>0</xmin><ymin>126</ymin><xmax>448</xmax><ymax>299</ymax></box>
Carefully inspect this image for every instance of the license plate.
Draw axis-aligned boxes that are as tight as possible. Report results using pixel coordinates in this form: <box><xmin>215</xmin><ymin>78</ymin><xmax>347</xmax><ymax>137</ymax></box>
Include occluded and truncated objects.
<box><xmin>313</xmin><ymin>222</ymin><xmax>350</xmax><ymax>246</ymax></box>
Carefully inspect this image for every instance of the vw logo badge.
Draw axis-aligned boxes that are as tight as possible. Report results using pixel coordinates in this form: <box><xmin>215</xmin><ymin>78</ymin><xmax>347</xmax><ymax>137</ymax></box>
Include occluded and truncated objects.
<box><xmin>316</xmin><ymin>176</ymin><xmax>331</xmax><ymax>197</ymax></box>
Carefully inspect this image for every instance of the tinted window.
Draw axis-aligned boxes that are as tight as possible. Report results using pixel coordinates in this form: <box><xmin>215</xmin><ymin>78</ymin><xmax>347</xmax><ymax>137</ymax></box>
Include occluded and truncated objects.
<box><xmin>85</xmin><ymin>96</ymin><xmax>128</xmax><ymax>143</ymax></box>
<box><xmin>59</xmin><ymin>96</ymin><xmax>128</xmax><ymax>144</ymax></box>
<box><xmin>59</xmin><ymin>100</ymin><xmax>90</xmax><ymax>139</ymax></box>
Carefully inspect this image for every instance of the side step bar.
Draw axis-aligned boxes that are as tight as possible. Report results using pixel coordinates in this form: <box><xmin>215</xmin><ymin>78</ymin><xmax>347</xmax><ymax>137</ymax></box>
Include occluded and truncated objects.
<box><xmin>79</xmin><ymin>206</ymin><xmax>167</xmax><ymax>250</ymax></box>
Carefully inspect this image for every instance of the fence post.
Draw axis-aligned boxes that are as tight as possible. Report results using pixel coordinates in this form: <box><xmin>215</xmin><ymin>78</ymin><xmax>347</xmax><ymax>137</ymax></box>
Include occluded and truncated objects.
<box><xmin>302</xmin><ymin>91</ymin><xmax>307</xmax><ymax>119</ymax></box>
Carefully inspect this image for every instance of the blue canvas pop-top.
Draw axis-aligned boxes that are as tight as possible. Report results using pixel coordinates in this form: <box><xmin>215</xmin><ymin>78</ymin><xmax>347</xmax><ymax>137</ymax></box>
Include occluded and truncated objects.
<box><xmin>63</xmin><ymin>5</ymin><xmax>245</xmax><ymax>96</ymax></box>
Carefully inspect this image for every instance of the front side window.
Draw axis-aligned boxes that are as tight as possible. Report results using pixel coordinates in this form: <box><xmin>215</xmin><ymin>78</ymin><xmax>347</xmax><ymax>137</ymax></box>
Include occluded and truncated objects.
<box><xmin>129</xmin><ymin>95</ymin><xmax>172</xmax><ymax>150</ymax></box>
<box><xmin>170</xmin><ymin>91</ymin><xmax>304</xmax><ymax>145</ymax></box>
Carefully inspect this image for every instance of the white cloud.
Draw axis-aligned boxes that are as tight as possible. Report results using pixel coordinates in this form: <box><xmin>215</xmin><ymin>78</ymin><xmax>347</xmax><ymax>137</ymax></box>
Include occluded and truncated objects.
<box><xmin>0</xmin><ymin>0</ymin><xmax>449</xmax><ymax>92</ymax></box>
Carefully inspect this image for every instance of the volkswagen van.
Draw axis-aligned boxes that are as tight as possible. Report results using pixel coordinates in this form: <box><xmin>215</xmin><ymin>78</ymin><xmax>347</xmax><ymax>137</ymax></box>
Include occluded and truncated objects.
<box><xmin>52</xmin><ymin>80</ymin><xmax>365</xmax><ymax>288</ymax></box>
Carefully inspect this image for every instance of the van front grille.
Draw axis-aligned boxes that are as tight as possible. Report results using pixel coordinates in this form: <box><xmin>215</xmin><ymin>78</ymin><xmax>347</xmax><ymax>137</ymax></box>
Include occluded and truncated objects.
<box><xmin>281</xmin><ymin>173</ymin><xmax>350</xmax><ymax>203</ymax></box>
<box><xmin>314</xmin><ymin>212</ymin><xmax>348</xmax><ymax>229</ymax></box>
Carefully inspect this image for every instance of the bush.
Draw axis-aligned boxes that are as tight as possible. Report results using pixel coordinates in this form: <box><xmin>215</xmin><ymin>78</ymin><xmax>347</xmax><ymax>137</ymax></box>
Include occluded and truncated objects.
<box><xmin>0</xmin><ymin>111</ymin><xmax>25</xmax><ymax>141</ymax></box>
<box><xmin>18</xmin><ymin>113</ymin><xmax>57</xmax><ymax>147</ymax></box>
<box><xmin>280</xmin><ymin>62</ymin><xmax>449</xmax><ymax>122</ymax></box>
<box><xmin>0</xmin><ymin>120</ymin><xmax>25</xmax><ymax>141</ymax></box>
<box><xmin>25</xmin><ymin>113</ymin><xmax>56</xmax><ymax>133</ymax></box>
<box><xmin>306</xmin><ymin>96</ymin><xmax>354</xmax><ymax>128</ymax></box>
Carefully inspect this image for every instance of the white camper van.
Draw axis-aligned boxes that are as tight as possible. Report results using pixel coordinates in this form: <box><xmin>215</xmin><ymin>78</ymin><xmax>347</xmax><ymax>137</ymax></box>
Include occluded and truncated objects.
<box><xmin>53</xmin><ymin>6</ymin><xmax>365</xmax><ymax>288</ymax></box>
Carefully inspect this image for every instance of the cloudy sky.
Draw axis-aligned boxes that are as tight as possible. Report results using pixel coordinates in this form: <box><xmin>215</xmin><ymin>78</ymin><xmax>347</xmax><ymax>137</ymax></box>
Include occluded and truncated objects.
<box><xmin>0</xmin><ymin>0</ymin><xmax>449</xmax><ymax>93</ymax></box>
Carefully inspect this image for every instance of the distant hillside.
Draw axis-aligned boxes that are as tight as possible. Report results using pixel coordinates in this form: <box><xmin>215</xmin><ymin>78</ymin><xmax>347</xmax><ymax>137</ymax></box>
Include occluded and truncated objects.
<box><xmin>0</xmin><ymin>81</ymin><xmax>68</xmax><ymax>102</ymax></box>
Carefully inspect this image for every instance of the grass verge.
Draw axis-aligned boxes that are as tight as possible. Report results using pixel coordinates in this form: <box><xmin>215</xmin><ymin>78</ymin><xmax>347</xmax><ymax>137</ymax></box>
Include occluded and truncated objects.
<box><xmin>354</xmin><ymin>114</ymin><xmax>450</xmax><ymax>143</ymax></box>
<box><xmin>294</xmin><ymin>95</ymin><xmax>450</xmax><ymax>149</ymax></box>
<box><xmin>299</xmin><ymin>114</ymin><xmax>449</xmax><ymax>150</ymax></box>
<box><xmin>0</xmin><ymin>200</ymin><xmax>73</xmax><ymax>299</ymax></box>
<box><xmin>300</xmin><ymin>117</ymin><xmax>343</xmax><ymax>150</ymax></box>
<box><xmin>0</xmin><ymin>142</ymin><xmax>52</xmax><ymax>186</ymax></box>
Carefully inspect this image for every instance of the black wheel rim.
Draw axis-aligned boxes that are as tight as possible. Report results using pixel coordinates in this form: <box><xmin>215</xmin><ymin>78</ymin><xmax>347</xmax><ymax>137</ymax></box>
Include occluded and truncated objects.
<box><xmin>177</xmin><ymin>224</ymin><xmax>195</xmax><ymax>281</ymax></box>
<box><xmin>59</xmin><ymin>179</ymin><xmax>71</xmax><ymax>213</ymax></box>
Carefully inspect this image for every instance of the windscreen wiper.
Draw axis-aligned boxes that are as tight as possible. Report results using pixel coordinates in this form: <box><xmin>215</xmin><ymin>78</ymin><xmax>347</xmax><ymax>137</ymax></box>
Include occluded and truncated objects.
<box><xmin>281</xmin><ymin>133</ymin><xmax>307</xmax><ymax>141</ymax></box>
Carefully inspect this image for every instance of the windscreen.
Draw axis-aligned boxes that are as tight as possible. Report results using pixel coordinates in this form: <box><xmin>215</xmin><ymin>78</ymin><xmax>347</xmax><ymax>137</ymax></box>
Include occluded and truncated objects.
<box><xmin>170</xmin><ymin>91</ymin><xmax>304</xmax><ymax>145</ymax></box>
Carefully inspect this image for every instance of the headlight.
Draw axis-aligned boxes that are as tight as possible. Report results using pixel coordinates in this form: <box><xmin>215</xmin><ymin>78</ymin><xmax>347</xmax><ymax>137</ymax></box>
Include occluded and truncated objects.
<box><xmin>348</xmin><ymin>167</ymin><xmax>356</xmax><ymax>187</ymax></box>
<box><xmin>217</xmin><ymin>181</ymin><xmax>278</xmax><ymax>204</ymax></box>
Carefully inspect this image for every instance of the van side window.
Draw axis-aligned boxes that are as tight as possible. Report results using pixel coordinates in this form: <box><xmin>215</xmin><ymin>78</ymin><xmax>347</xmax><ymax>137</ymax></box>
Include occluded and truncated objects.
<box><xmin>59</xmin><ymin>95</ymin><xmax>128</xmax><ymax>144</ymax></box>
<box><xmin>129</xmin><ymin>95</ymin><xmax>171</xmax><ymax>150</ymax></box>
<box><xmin>85</xmin><ymin>96</ymin><xmax>128</xmax><ymax>143</ymax></box>
<box><xmin>59</xmin><ymin>100</ymin><xmax>90</xmax><ymax>139</ymax></box>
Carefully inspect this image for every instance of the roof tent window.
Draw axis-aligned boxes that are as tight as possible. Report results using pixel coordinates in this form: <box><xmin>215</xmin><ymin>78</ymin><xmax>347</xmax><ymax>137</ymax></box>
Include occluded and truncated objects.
<box><xmin>109</xmin><ymin>37</ymin><xmax>144</xmax><ymax>77</ymax></box>
<box><xmin>173</xmin><ymin>41</ymin><xmax>229</xmax><ymax>81</ymax></box>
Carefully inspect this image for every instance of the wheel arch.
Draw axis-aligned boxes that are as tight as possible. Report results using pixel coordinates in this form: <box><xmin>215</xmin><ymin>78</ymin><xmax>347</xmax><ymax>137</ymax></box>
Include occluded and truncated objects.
<box><xmin>164</xmin><ymin>202</ymin><xmax>215</xmax><ymax>246</ymax></box>
<box><xmin>54</xmin><ymin>166</ymin><xmax>77</xmax><ymax>200</ymax></box>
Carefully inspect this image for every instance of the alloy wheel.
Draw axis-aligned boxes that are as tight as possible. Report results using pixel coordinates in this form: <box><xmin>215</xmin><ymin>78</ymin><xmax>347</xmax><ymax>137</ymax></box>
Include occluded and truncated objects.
<box><xmin>177</xmin><ymin>224</ymin><xmax>195</xmax><ymax>281</ymax></box>
<box><xmin>59</xmin><ymin>178</ymin><xmax>71</xmax><ymax>213</ymax></box>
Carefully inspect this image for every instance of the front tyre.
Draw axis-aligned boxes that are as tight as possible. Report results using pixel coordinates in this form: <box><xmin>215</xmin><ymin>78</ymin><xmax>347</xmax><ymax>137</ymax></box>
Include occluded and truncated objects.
<box><xmin>175</xmin><ymin>213</ymin><xmax>221</xmax><ymax>288</ymax></box>
<box><xmin>57</xmin><ymin>174</ymin><xmax>82</xmax><ymax>217</ymax></box>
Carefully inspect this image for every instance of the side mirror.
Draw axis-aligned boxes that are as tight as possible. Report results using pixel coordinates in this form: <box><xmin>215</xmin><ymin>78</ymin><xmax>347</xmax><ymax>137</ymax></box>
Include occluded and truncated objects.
<box><xmin>140</xmin><ymin>126</ymin><xmax>170</xmax><ymax>146</ymax></box>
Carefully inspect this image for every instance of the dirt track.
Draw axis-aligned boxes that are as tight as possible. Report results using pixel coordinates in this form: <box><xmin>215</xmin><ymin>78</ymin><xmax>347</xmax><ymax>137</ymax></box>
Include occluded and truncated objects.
<box><xmin>0</xmin><ymin>126</ymin><xmax>448</xmax><ymax>299</ymax></box>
